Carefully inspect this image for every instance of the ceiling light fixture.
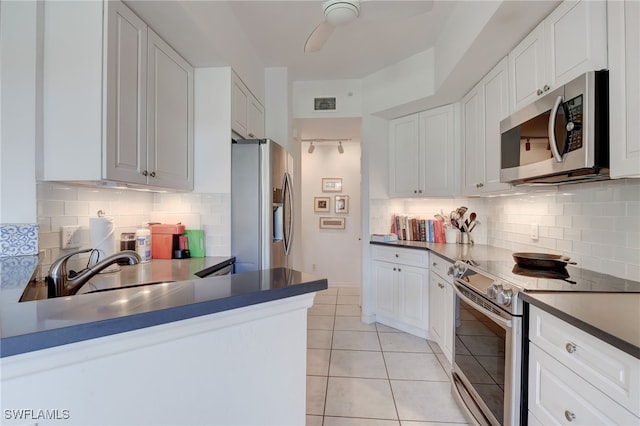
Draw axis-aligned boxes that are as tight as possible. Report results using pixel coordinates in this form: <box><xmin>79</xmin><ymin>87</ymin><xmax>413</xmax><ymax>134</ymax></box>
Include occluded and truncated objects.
<box><xmin>308</xmin><ymin>141</ymin><xmax>315</xmax><ymax>154</ymax></box>
<box><xmin>337</xmin><ymin>141</ymin><xmax>344</xmax><ymax>154</ymax></box>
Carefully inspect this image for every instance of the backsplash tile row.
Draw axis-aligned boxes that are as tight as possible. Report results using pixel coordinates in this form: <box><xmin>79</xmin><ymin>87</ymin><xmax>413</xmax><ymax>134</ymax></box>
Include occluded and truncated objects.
<box><xmin>36</xmin><ymin>183</ymin><xmax>230</xmax><ymax>275</ymax></box>
<box><xmin>370</xmin><ymin>179</ymin><xmax>640</xmax><ymax>281</ymax></box>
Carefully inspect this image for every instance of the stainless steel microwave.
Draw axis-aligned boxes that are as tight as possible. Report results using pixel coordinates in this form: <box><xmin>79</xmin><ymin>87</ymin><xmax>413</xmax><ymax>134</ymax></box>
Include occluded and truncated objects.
<box><xmin>500</xmin><ymin>70</ymin><xmax>609</xmax><ymax>185</ymax></box>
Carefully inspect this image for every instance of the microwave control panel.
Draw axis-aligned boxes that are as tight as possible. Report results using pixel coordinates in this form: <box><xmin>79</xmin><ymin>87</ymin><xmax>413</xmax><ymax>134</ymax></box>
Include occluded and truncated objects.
<box><xmin>564</xmin><ymin>95</ymin><xmax>583</xmax><ymax>152</ymax></box>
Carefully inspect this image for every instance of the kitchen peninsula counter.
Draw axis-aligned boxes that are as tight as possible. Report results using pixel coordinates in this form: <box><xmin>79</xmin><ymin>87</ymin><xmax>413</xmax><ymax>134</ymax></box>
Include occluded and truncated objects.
<box><xmin>0</xmin><ymin>255</ymin><xmax>327</xmax><ymax>358</ymax></box>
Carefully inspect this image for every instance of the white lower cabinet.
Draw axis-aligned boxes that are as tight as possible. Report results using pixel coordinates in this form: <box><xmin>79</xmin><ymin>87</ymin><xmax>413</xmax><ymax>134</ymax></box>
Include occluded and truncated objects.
<box><xmin>429</xmin><ymin>255</ymin><xmax>454</xmax><ymax>364</ymax></box>
<box><xmin>528</xmin><ymin>306</ymin><xmax>640</xmax><ymax>425</ymax></box>
<box><xmin>371</xmin><ymin>245</ymin><xmax>429</xmax><ymax>337</ymax></box>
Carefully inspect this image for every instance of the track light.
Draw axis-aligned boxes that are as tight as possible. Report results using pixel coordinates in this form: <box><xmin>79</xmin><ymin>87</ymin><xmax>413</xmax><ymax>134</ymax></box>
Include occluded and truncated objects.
<box><xmin>308</xmin><ymin>142</ymin><xmax>315</xmax><ymax>154</ymax></box>
<box><xmin>337</xmin><ymin>141</ymin><xmax>344</xmax><ymax>154</ymax></box>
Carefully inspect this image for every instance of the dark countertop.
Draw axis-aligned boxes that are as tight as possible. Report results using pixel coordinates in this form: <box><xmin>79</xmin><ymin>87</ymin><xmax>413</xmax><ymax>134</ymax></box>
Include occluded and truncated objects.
<box><xmin>521</xmin><ymin>292</ymin><xmax>640</xmax><ymax>359</ymax></box>
<box><xmin>370</xmin><ymin>240</ymin><xmax>640</xmax><ymax>358</ymax></box>
<box><xmin>0</xmin><ymin>256</ymin><xmax>327</xmax><ymax>358</ymax></box>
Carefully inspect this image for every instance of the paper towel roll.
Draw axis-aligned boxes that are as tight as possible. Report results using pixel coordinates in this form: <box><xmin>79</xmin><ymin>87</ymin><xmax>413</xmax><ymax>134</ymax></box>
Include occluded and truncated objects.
<box><xmin>89</xmin><ymin>215</ymin><xmax>119</xmax><ymax>271</ymax></box>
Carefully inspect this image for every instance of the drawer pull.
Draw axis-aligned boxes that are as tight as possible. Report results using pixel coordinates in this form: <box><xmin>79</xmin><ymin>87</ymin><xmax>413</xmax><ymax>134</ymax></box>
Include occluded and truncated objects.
<box><xmin>393</xmin><ymin>267</ymin><xmax>397</xmax><ymax>271</ymax></box>
<box><xmin>564</xmin><ymin>410</ymin><xmax>576</xmax><ymax>422</ymax></box>
<box><xmin>433</xmin><ymin>262</ymin><xmax>437</xmax><ymax>267</ymax></box>
<box><xmin>565</xmin><ymin>342</ymin><xmax>577</xmax><ymax>354</ymax></box>
<box><xmin>395</xmin><ymin>254</ymin><xmax>399</xmax><ymax>258</ymax></box>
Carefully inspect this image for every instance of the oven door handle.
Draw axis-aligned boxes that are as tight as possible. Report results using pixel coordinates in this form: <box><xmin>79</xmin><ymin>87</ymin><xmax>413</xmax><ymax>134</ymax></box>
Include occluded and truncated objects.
<box><xmin>452</xmin><ymin>283</ymin><xmax>513</xmax><ymax>329</ymax></box>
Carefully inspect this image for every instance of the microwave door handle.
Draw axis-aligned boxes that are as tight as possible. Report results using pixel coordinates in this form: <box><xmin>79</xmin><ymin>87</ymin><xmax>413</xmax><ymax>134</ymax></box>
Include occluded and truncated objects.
<box><xmin>548</xmin><ymin>95</ymin><xmax>565</xmax><ymax>163</ymax></box>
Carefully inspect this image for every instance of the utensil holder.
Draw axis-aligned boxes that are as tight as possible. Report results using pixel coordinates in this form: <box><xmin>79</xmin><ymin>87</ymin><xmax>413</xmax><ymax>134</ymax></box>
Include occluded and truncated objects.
<box><xmin>445</xmin><ymin>228</ymin><xmax>459</xmax><ymax>244</ymax></box>
<box><xmin>457</xmin><ymin>231</ymin><xmax>471</xmax><ymax>245</ymax></box>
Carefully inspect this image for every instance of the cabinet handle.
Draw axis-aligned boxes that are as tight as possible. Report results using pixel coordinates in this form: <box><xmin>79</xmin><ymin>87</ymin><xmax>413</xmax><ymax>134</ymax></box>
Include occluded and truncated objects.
<box><xmin>564</xmin><ymin>410</ymin><xmax>575</xmax><ymax>422</ymax></box>
<box><xmin>149</xmin><ymin>171</ymin><xmax>156</xmax><ymax>178</ymax></box>
<box><xmin>476</xmin><ymin>183</ymin><xmax>484</xmax><ymax>188</ymax></box>
<box><xmin>433</xmin><ymin>262</ymin><xmax>437</xmax><ymax>267</ymax></box>
<box><xmin>248</xmin><ymin>133</ymin><xmax>255</xmax><ymax>138</ymax></box>
<box><xmin>142</xmin><ymin>170</ymin><xmax>148</xmax><ymax>176</ymax></box>
<box><xmin>414</xmin><ymin>190</ymin><xmax>418</xmax><ymax>194</ymax></box>
<box><xmin>537</xmin><ymin>88</ymin><xmax>543</xmax><ymax>96</ymax></box>
<box><xmin>438</xmin><ymin>283</ymin><xmax>444</xmax><ymax>289</ymax></box>
<box><xmin>398</xmin><ymin>268</ymin><xmax>401</xmax><ymax>272</ymax></box>
<box><xmin>565</xmin><ymin>342</ymin><xmax>577</xmax><ymax>354</ymax></box>
<box><xmin>543</xmin><ymin>84</ymin><xmax>550</xmax><ymax>92</ymax></box>
<box><xmin>393</xmin><ymin>267</ymin><xmax>397</xmax><ymax>271</ymax></box>
<box><xmin>418</xmin><ymin>189</ymin><xmax>422</xmax><ymax>194</ymax></box>
<box><xmin>395</xmin><ymin>254</ymin><xmax>399</xmax><ymax>258</ymax></box>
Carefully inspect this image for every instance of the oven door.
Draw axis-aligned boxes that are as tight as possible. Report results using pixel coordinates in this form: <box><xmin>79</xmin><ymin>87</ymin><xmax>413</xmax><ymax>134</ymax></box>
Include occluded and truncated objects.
<box><xmin>451</xmin><ymin>282</ymin><xmax>522</xmax><ymax>426</ymax></box>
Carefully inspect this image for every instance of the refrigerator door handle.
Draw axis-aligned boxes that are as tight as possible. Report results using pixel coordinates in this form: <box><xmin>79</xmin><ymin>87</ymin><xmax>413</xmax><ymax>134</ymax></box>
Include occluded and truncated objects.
<box><xmin>282</xmin><ymin>172</ymin><xmax>294</xmax><ymax>256</ymax></box>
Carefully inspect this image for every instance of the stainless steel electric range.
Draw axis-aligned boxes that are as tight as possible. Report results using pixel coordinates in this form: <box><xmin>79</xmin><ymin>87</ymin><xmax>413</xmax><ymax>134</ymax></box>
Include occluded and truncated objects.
<box><xmin>450</xmin><ymin>259</ymin><xmax>640</xmax><ymax>426</ymax></box>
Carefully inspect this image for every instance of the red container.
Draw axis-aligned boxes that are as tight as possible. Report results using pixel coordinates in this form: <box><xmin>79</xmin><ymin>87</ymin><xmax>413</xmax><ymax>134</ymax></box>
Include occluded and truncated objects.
<box><xmin>151</xmin><ymin>224</ymin><xmax>186</xmax><ymax>259</ymax></box>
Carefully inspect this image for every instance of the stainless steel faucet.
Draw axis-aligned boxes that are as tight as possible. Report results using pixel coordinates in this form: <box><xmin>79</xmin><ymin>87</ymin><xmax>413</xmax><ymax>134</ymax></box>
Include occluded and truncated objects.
<box><xmin>47</xmin><ymin>248</ymin><xmax>141</xmax><ymax>297</ymax></box>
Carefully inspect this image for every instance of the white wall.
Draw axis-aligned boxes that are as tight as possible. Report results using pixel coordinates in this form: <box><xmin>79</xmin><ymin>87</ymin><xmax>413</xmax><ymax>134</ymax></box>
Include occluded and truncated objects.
<box><xmin>0</xmin><ymin>0</ymin><xmax>39</xmax><ymax>223</ymax></box>
<box><xmin>362</xmin><ymin>49</ymin><xmax>435</xmax><ymax>118</ymax></box>
<box><xmin>301</xmin><ymin>140</ymin><xmax>361</xmax><ymax>287</ymax></box>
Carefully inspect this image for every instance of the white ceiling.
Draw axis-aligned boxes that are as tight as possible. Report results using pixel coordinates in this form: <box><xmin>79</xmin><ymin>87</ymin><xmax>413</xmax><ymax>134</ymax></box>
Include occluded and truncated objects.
<box><xmin>124</xmin><ymin>0</ymin><xmax>560</xmax><ymax>138</ymax></box>
<box><xmin>124</xmin><ymin>1</ymin><xmax>477</xmax><ymax>81</ymax></box>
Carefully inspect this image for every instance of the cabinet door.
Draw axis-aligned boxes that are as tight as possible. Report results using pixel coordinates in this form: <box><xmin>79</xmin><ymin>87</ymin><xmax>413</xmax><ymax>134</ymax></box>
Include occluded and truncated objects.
<box><xmin>481</xmin><ymin>57</ymin><xmax>511</xmax><ymax>193</ymax></box>
<box><xmin>104</xmin><ymin>0</ymin><xmax>148</xmax><ymax>185</ymax></box>
<box><xmin>146</xmin><ymin>30</ymin><xmax>194</xmax><ymax>190</ymax></box>
<box><xmin>529</xmin><ymin>344</ymin><xmax>639</xmax><ymax>425</ymax></box>
<box><xmin>462</xmin><ymin>87</ymin><xmax>483</xmax><ymax>195</ymax></box>
<box><xmin>420</xmin><ymin>104</ymin><xmax>457</xmax><ymax>196</ymax></box>
<box><xmin>389</xmin><ymin>114</ymin><xmax>422</xmax><ymax>197</ymax></box>
<box><xmin>429</xmin><ymin>271</ymin><xmax>444</xmax><ymax>346</ymax></box>
<box><xmin>544</xmin><ymin>0</ymin><xmax>607</xmax><ymax>90</ymax></box>
<box><xmin>509</xmin><ymin>22</ymin><xmax>546</xmax><ymax>112</ymax></box>
<box><xmin>247</xmin><ymin>96</ymin><xmax>265</xmax><ymax>139</ymax></box>
<box><xmin>232</xmin><ymin>75</ymin><xmax>249</xmax><ymax>138</ymax></box>
<box><xmin>398</xmin><ymin>264</ymin><xmax>429</xmax><ymax>330</ymax></box>
<box><xmin>609</xmin><ymin>0</ymin><xmax>640</xmax><ymax>178</ymax></box>
<box><xmin>442</xmin><ymin>280</ymin><xmax>453</xmax><ymax>364</ymax></box>
<box><xmin>372</xmin><ymin>261</ymin><xmax>398</xmax><ymax>319</ymax></box>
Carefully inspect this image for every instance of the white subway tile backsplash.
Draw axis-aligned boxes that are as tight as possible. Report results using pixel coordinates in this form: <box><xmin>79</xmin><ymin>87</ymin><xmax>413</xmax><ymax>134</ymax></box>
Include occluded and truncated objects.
<box><xmin>370</xmin><ymin>179</ymin><xmax>640</xmax><ymax>280</ymax></box>
<box><xmin>36</xmin><ymin>182</ymin><xmax>231</xmax><ymax>271</ymax></box>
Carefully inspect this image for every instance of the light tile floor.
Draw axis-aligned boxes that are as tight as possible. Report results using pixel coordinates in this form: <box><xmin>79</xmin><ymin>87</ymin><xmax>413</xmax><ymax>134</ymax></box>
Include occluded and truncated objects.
<box><xmin>307</xmin><ymin>287</ymin><xmax>470</xmax><ymax>426</ymax></box>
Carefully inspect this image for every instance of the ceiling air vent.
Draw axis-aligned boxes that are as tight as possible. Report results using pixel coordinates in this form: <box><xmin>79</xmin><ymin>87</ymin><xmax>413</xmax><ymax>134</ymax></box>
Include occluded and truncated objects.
<box><xmin>314</xmin><ymin>97</ymin><xmax>336</xmax><ymax>111</ymax></box>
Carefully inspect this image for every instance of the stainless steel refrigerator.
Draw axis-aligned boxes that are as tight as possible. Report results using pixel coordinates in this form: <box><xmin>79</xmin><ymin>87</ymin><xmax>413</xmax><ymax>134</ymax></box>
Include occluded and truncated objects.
<box><xmin>231</xmin><ymin>138</ymin><xmax>294</xmax><ymax>273</ymax></box>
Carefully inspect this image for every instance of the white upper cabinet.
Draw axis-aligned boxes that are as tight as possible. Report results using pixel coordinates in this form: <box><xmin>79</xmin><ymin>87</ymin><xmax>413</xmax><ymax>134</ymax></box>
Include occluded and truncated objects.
<box><xmin>463</xmin><ymin>57</ymin><xmax>512</xmax><ymax>195</ymax></box>
<box><xmin>509</xmin><ymin>0</ymin><xmax>607</xmax><ymax>113</ymax></box>
<box><xmin>389</xmin><ymin>114</ymin><xmax>422</xmax><ymax>197</ymax></box>
<box><xmin>231</xmin><ymin>72</ymin><xmax>264</xmax><ymax>139</ymax></box>
<box><xmin>104</xmin><ymin>1</ymin><xmax>148</xmax><ymax>185</ymax></box>
<box><xmin>43</xmin><ymin>0</ymin><xmax>194</xmax><ymax>190</ymax></box>
<box><xmin>608</xmin><ymin>0</ymin><xmax>640</xmax><ymax>178</ymax></box>
<box><xmin>389</xmin><ymin>104</ymin><xmax>458</xmax><ymax>198</ymax></box>
<box><xmin>146</xmin><ymin>29</ymin><xmax>194</xmax><ymax>190</ymax></box>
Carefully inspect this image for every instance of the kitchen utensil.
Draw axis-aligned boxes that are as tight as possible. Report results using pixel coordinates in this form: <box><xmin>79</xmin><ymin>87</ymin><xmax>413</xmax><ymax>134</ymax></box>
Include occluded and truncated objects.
<box><xmin>512</xmin><ymin>252</ymin><xmax>577</xmax><ymax>269</ymax></box>
<box><xmin>466</xmin><ymin>212</ymin><xmax>476</xmax><ymax>229</ymax></box>
<box><xmin>456</xmin><ymin>206</ymin><xmax>468</xmax><ymax>218</ymax></box>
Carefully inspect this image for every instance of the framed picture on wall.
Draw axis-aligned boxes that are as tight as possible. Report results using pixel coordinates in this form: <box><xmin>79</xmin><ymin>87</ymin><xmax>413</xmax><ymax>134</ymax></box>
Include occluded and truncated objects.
<box><xmin>314</xmin><ymin>197</ymin><xmax>330</xmax><ymax>213</ymax></box>
<box><xmin>322</xmin><ymin>178</ymin><xmax>342</xmax><ymax>192</ymax></box>
<box><xmin>334</xmin><ymin>195</ymin><xmax>349</xmax><ymax>214</ymax></box>
<box><xmin>319</xmin><ymin>217</ymin><xmax>346</xmax><ymax>229</ymax></box>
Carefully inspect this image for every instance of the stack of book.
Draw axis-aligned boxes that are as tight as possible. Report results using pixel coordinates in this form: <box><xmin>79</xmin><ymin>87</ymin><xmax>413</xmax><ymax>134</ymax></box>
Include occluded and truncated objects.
<box><xmin>390</xmin><ymin>214</ymin><xmax>446</xmax><ymax>243</ymax></box>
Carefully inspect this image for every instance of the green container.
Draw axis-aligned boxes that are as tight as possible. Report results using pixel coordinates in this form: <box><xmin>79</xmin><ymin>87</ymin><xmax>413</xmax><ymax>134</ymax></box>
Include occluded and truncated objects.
<box><xmin>185</xmin><ymin>229</ymin><xmax>205</xmax><ymax>257</ymax></box>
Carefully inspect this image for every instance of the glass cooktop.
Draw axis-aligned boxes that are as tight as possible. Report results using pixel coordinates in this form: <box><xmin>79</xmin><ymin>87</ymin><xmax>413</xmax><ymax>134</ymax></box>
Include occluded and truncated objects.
<box><xmin>476</xmin><ymin>260</ymin><xmax>640</xmax><ymax>293</ymax></box>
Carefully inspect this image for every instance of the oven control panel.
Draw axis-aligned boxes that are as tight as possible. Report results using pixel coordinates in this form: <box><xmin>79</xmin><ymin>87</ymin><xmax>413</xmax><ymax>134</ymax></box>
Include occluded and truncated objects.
<box><xmin>487</xmin><ymin>280</ymin><xmax>515</xmax><ymax>307</ymax></box>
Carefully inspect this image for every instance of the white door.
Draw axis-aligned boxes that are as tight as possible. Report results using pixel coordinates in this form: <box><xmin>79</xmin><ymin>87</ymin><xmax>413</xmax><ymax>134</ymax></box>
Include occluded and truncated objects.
<box><xmin>509</xmin><ymin>22</ymin><xmax>546</xmax><ymax>112</ymax></box>
<box><xmin>398</xmin><ymin>264</ymin><xmax>428</xmax><ymax>329</ymax></box>
<box><xmin>389</xmin><ymin>114</ymin><xmax>421</xmax><ymax>197</ymax></box>
<box><xmin>462</xmin><ymin>87</ymin><xmax>482</xmax><ymax>195</ymax></box>
<box><xmin>373</xmin><ymin>261</ymin><xmax>398</xmax><ymax>319</ymax></box>
<box><xmin>421</xmin><ymin>104</ymin><xmax>456</xmax><ymax>196</ymax></box>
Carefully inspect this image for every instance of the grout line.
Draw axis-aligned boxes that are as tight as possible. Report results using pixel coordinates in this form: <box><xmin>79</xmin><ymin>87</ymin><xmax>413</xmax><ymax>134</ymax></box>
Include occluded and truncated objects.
<box><xmin>378</xmin><ymin>327</ymin><xmax>401</xmax><ymax>422</ymax></box>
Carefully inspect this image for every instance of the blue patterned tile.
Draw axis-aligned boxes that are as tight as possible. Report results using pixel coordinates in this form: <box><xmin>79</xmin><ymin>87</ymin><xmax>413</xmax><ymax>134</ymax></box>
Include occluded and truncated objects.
<box><xmin>0</xmin><ymin>224</ymin><xmax>39</xmax><ymax>257</ymax></box>
<box><xmin>0</xmin><ymin>255</ymin><xmax>39</xmax><ymax>290</ymax></box>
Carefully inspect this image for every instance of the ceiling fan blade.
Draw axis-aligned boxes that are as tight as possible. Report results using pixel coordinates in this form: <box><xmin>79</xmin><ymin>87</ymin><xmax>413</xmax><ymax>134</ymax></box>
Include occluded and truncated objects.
<box><xmin>304</xmin><ymin>21</ymin><xmax>335</xmax><ymax>53</ymax></box>
<box><xmin>359</xmin><ymin>0</ymin><xmax>434</xmax><ymax>20</ymax></box>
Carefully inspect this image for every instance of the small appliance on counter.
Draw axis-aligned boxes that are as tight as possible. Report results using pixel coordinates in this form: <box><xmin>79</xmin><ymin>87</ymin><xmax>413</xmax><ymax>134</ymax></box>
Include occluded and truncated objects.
<box><xmin>150</xmin><ymin>224</ymin><xmax>190</xmax><ymax>259</ymax></box>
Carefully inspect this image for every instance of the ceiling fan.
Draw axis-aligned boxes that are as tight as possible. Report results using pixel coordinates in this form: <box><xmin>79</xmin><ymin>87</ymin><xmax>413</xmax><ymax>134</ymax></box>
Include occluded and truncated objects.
<box><xmin>304</xmin><ymin>0</ymin><xmax>434</xmax><ymax>53</ymax></box>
